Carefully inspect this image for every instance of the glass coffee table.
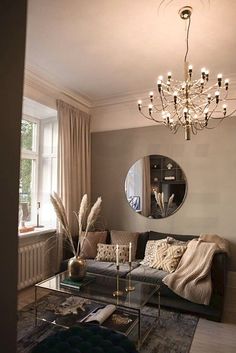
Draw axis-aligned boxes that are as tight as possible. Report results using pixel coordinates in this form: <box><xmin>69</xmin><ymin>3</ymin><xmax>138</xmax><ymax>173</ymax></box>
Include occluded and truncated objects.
<box><xmin>35</xmin><ymin>271</ymin><xmax>160</xmax><ymax>348</ymax></box>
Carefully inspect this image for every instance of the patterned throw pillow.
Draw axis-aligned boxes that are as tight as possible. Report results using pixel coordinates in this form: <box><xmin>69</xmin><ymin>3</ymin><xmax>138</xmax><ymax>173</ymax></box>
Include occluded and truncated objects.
<box><xmin>151</xmin><ymin>243</ymin><xmax>187</xmax><ymax>273</ymax></box>
<box><xmin>95</xmin><ymin>243</ymin><xmax>129</xmax><ymax>263</ymax></box>
<box><xmin>110</xmin><ymin>230</ymin><xmax>139</xmax><ymax>261</ymax></box>
<box><xmin>140</xmin><ymin>239</ymin><xmax>169</xmax><ymax>266</ymax></box>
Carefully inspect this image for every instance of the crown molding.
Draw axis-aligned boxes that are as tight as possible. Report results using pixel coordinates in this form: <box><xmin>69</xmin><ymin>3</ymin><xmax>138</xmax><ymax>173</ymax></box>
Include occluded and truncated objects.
<box><xmin>91</xmin><ymin>74</ymin><xmax>236</xmax><ymax>109</ymax></box>
<box><xmin>24</xmin><ymin>65</ymin><xmax>236</xmax><ymax>111</ymax></box>
<box><xmin>24</xmin><ymin>65</ymin><xmax>92</xmax><ymax>109</ymax></box>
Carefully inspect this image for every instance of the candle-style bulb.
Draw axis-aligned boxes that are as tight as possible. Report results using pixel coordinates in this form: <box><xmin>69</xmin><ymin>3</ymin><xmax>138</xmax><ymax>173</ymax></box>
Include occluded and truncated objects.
<box><xmin>173</xmin><ymin>91</ymin><xmax>177</xmax><ymax>105</ymax></box>
<box><xmin>201</xmin><ymin>68</ymin><xmax>206</xmax><ymax>79</ymax></box>
<box><xmin>217</xmin><ymin>73</ymin><xmax>223</xmax><ymax>87</ymax></box>
<box><xmin>223</xmin><ymin>104</ymin><xmax>227</xmax><ymax>115</ymax></box>
<box><xmin>157</xmin><ymin>80</ymin><xmax>162</xmax><ymax>93</ymax></box>
<box><xmin>137</xmin><ymin>100</ymin><xmax>142</xmax><ymax>111</ymax></box>
<box><xmin>225</xmin><ymin>79</ymin><xmax>229</xmax><ymax>90</ymax></box>
<box><xmin>148</xmin><ymin>104</ymin><xmax>153</xmax><ymax>115</ymax></box>
<box><xmin>215</xmin><ymin>91</ymin><xmax>220</xmax><ymax>104</ymax></box>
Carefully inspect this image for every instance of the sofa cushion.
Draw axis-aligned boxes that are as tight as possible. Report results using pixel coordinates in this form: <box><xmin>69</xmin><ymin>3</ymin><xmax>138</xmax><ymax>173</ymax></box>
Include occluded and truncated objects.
<box><xmin>129</xmin><ymin>265</ymin><xmax>179</xmax><ymax>298</ymax></box>
<box><xmin>110</xmin><ymin>230</ymin><xmax>139</xmax><ymax>260</ymax></box>
<box><xmin>151</xmin><ymin>243</ymin><xmax>187</xmax><ymax>273</ymax></box>
<box><xmin>141</xmin><ymin>239</ymin><xmax>167</xmax><ymax>266</ymax></box>
<box><xmin>130</xmin><ymin>264</ymin><xmax>167</xmax><ymax>285</ymax></box>
<box><xmin>86</xmin><ymin>259</ymin><xmax>114</xmax><ymax>275</ymax></box>
<box><xmin>87</xmin><ymin>259</ymin><xmax>140</xmax><ymax>278</ymax></box>
<box><xmin>80</xmin><ymin>231</ymin><xmax>108</xmax><ymax>259</ymax></box>
<box><xmin>104</xmin><ymin>261</ymin><xmax>140</xmax><ymax>278</ymax></box>
<box><xmin>149</xmin><ymin>231</ymin><xmax>197</xmax><ymax>242</ymax></box>
<box><xmin>95</xmin><ymin>243</ymin><xmax>129</xmax><ymax>263</ymax></box>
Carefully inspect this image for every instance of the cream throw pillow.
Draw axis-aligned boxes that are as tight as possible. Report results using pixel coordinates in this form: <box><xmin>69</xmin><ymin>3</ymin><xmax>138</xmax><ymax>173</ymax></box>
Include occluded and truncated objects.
<box><xmin>140</xmin><ymin>240</ymin><xmax>167</xmax><ymax>266</ymax></box>
<box><xmin>151</xmin><ymin>243</ymin><xmax>187</xmax><ymax>273</ymax></box>
<box><xmin>141</xmin><ymin>237</ymin><xmax>187</xmax><ymax>267</ymax></box>
<box><xmin>95</xmin><ymin>243</ymin><xmax>129</xmax><ymax>263</ymax></box>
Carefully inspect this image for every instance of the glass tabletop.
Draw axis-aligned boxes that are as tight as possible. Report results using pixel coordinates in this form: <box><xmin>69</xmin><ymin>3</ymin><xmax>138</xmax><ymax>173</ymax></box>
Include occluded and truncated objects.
<box><xmin>36</xmin><ymin>271</ymin><xmax>159</xmax><ymax>310</ymax></box>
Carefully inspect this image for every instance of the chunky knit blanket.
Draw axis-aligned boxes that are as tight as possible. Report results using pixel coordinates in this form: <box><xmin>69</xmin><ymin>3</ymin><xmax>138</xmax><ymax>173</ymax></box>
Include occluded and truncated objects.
<box><xmin>162</xmin><ymin>235</ymin><xmax>229</xmax><ymax>305</ymax></box>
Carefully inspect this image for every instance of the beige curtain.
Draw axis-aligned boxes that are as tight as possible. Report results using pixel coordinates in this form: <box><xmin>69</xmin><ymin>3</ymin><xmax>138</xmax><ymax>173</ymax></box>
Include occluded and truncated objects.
<box><xmin>142</xmin><ymin>156</ymin><xmax>151</xmax><ymax>217</ymax></box>
<box><xmin>57</xmin><ymin>100</ymin><xmax>91</xmax><ymax>237</ymax></box>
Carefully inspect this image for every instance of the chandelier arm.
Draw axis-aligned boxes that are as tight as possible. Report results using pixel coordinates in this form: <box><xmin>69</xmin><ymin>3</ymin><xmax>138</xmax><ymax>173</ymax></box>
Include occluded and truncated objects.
<box><xmin>176</xmin><ymin>113</ymin><xmax>185</xmax><ymax>126</ymax></box>
<box><xmin>210</xmin><ymin>109</ymin><xmax>236</xmax><ymax>120</ymax></box>
<box><xmin>140</xmin><ymin>111</ymin><xmax>156</xmax><ymax>121</ymax></box>
<box><xmin>160</xmin><ymin>89</ymin><xmax>169</xmax><ymax>103</ymax></box>
<box><xmin>191</xmin><ymin>124</ymin><xmax>198</xmax><ymax>135</ymax></box>
<box><xmin>152</xmin><ymin>105</ymin><xmax>166</xmax><ymax>113</ymax></box>
<box><xmin>204</xmin><ymin>117</ymin><xmax>226</xmax><ymax>129</ymax></box>
<box><xmin>149</xmin><ymin>112</ymin><xmax>165</xmax><ymax>123</ymax></box>
<box><xmin>226</xmin><ymin>109</ymin><xmax>236</xmax><ymax>118</ymax></box>
<box><xmin>208</xmin><ymin>103</ymin><xmax>219</xmax><ymax>119</ymax></box>
<box><xmin>173</xmin><ymin>123</ymin><xmax>181</xmax><ymax>134</ymax></box>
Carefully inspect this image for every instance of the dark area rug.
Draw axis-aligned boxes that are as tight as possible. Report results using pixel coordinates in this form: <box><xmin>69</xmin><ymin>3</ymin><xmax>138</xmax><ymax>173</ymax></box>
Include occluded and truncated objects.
<box><xmin>17</xmin><ymin>293</ymin><xmax>198</xmax><ymax>353</ymax></box>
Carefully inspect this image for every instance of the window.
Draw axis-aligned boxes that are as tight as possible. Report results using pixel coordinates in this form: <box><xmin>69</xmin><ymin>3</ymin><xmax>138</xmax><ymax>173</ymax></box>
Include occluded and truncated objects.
<box><xmin>19</xmin><ymin>98</ymin><xmax>58</xmax><ymax>231</ymax></box>
<box><xmin>19</xmin><ymin>117</ymin><xmax>39</xmax><ymax>226</ymax></box>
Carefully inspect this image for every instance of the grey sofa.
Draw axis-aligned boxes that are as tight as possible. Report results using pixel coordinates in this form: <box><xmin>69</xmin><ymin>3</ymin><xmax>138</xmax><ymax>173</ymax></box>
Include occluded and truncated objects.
<box><xmin>61</xmin><ymin>230</ymin><xmax>228</xmax><ymax>322</ymax></box>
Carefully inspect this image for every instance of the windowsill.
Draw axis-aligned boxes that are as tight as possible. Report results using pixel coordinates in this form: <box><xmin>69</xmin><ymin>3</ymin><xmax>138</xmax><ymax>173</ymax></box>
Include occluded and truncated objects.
<box><xmin>18</xmin><ymin>227</ymin><xmax>56</xmax><ymax>239</ymax></box>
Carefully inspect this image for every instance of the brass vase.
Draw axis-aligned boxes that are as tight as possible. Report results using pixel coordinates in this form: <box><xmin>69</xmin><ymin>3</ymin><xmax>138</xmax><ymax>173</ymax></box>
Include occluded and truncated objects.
<box><xmin>68</xmin><ymin>256</ymin><xmax>87</xmax><ymax>281</ymax></box>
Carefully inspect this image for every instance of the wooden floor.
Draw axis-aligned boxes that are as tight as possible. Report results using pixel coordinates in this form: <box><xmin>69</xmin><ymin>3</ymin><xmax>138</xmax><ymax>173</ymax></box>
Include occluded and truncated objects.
<box><xmin>18</xmin><ymin>285</ymin><xmax>236</xmax><ymax>352</ymax></box>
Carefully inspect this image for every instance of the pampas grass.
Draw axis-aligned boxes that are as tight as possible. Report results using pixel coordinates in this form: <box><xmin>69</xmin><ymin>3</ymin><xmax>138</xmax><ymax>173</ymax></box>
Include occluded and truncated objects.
<box><xmin>153</xmin><ymin>190</ymin><xmax>175</xmax><ymax>217</ymax></box>
<box><xmin>50</xmin><ymin>192</ymin><xmax>76</xmax><ymax>256</ymax></box>
<box><xmin>51</xmin><ymin>192</ymin><xmax>102</xmax><ymax>257</ymax></box>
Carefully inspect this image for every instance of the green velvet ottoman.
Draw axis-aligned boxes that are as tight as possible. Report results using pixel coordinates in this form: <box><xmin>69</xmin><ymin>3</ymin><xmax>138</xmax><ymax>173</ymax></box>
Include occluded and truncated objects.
<box><xmin>32</xmin><ymin>324</ymin><xmax>138</xmax><ymax>353</ymax></box>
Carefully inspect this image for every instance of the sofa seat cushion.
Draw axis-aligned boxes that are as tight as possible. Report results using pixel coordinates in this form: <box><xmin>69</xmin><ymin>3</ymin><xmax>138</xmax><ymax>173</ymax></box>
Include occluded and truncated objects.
<box><xmin>86</xmin><ymin>259</ymin><xmax>140</xmax><ymax>278</ymax></box>
<box><xmin>129</xmin><ymin>265</ymin><xmax>179</xmax><ymax>298</ymax></box>
<box><xmin>86</xmin><ymin>260</ymin><xmax>113</xmax><ymax>275</ymax></box>
<box><xmin>130</xmin><ymin>264</ymin><xmax>167</xmax><ymax>285</ymax></box>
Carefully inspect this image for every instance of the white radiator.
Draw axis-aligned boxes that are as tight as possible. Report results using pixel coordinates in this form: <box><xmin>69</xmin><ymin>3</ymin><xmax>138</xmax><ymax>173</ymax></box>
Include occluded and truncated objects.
<box><xmin>18</xmin><ymin>241</ymin><xmax>46</xmax><ymax>290</ymax></box>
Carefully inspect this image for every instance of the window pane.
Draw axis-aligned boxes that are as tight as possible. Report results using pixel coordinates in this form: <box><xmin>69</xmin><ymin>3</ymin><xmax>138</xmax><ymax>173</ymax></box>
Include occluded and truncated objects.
<box><xmin>21</xmin><ymin>119</ymin><xmax>37</xmax><ymax>151</ymax></box>
<box><xmin>19</xmin><ymin>158</ymin><xmax>35</xmax><ymax>223</ymax></box>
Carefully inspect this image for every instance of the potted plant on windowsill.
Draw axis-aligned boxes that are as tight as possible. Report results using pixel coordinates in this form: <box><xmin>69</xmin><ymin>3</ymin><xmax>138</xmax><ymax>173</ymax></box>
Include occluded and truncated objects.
<box><xmin>50</xmin><ymin>192</ymin><xmax>102</xmax><ymax>281</ymax></box>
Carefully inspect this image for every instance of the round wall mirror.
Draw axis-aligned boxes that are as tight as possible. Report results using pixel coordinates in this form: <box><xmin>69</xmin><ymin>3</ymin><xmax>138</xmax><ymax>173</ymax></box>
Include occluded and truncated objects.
<box><xmin>125</xmin><ymin>155</ymin><xmax>187</xmax><ymax>218</ymax></box>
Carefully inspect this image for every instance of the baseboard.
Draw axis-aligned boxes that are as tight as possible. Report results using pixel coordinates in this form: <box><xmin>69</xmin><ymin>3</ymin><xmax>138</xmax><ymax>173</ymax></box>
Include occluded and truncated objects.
<box><xmin>227</xmin><ymin>271</ymin><xmax>236</xmax><ymax>288</ymax></box>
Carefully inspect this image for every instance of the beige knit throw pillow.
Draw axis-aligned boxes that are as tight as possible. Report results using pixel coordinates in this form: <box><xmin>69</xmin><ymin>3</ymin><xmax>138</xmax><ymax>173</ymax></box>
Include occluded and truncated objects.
<box><xmin>151</xmin><ymin>243</ymin><xmax>187</xmax><ymax>273</ymax></box>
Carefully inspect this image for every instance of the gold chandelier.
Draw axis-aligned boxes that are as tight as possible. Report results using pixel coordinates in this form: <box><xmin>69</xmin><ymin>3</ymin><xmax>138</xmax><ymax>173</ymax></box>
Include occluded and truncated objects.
<box><xmin>137</xmin><ymin>6</ymin><xmax>236</xmax><ymax>140</ymax></box>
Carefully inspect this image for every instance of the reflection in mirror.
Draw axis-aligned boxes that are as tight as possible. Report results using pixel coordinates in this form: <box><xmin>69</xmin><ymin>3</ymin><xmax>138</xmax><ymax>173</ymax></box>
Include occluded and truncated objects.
<box><xmin>125</xmin><ymin>155</ymin><xmax>187</xmax><ymax>218</ymax></box>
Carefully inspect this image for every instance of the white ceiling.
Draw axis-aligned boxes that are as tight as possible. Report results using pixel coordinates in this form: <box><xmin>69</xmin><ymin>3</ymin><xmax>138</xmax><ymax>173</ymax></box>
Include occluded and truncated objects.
<box><xmin>26</xmin><ymin>0</ymin><xmax>236</xmax><ymax>104</ymax></box>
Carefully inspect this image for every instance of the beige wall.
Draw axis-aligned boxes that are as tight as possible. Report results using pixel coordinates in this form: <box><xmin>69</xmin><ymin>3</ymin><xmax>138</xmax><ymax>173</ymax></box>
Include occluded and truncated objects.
<box><xmin>92</xmin><ymin>120</ymin><xmax>236</xmax><ymax>270</ymax></box>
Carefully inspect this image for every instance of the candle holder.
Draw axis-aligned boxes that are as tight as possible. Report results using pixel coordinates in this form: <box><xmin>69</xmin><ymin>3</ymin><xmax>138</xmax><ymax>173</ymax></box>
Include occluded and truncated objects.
<box><xmin>125</xmin><ymin>262</ymin><xmax>135</xmax><ymax>292</ymax></box>
<box><xmin>35</xmin><ymin>202</ymin><xmax>44</xmax><ymax>228</ymax></box>
<box><xmin>113</xmin><ymin>265</ymin><xmax>123</xmax><ymax>297</ymax></box>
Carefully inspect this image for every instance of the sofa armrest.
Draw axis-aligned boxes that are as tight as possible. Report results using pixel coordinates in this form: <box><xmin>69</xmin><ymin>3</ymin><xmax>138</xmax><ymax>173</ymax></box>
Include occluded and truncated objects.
<box><xmin>211</xmin><ymin>252</ymin><xmax>228</xmax><ymax>297</ymax></box>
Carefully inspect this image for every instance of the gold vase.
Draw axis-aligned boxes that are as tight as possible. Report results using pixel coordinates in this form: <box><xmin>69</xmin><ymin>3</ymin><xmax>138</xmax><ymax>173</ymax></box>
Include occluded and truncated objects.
<box><xmin>68</xmin><ymin>256</ymin><xmax>87</xmax><ymax>281</ymax></box>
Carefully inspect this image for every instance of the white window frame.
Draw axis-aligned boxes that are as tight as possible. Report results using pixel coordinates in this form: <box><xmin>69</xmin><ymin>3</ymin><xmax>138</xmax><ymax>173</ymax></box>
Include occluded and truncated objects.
<box><xmin>38</xmin><ymin>117</ymin><xmax>58</xmax><ymax>228</ymax></box>
<box><xmin>20</xmin><ymin>114</ymin><xmax>40</xmax><ymax>225</ymax></box>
